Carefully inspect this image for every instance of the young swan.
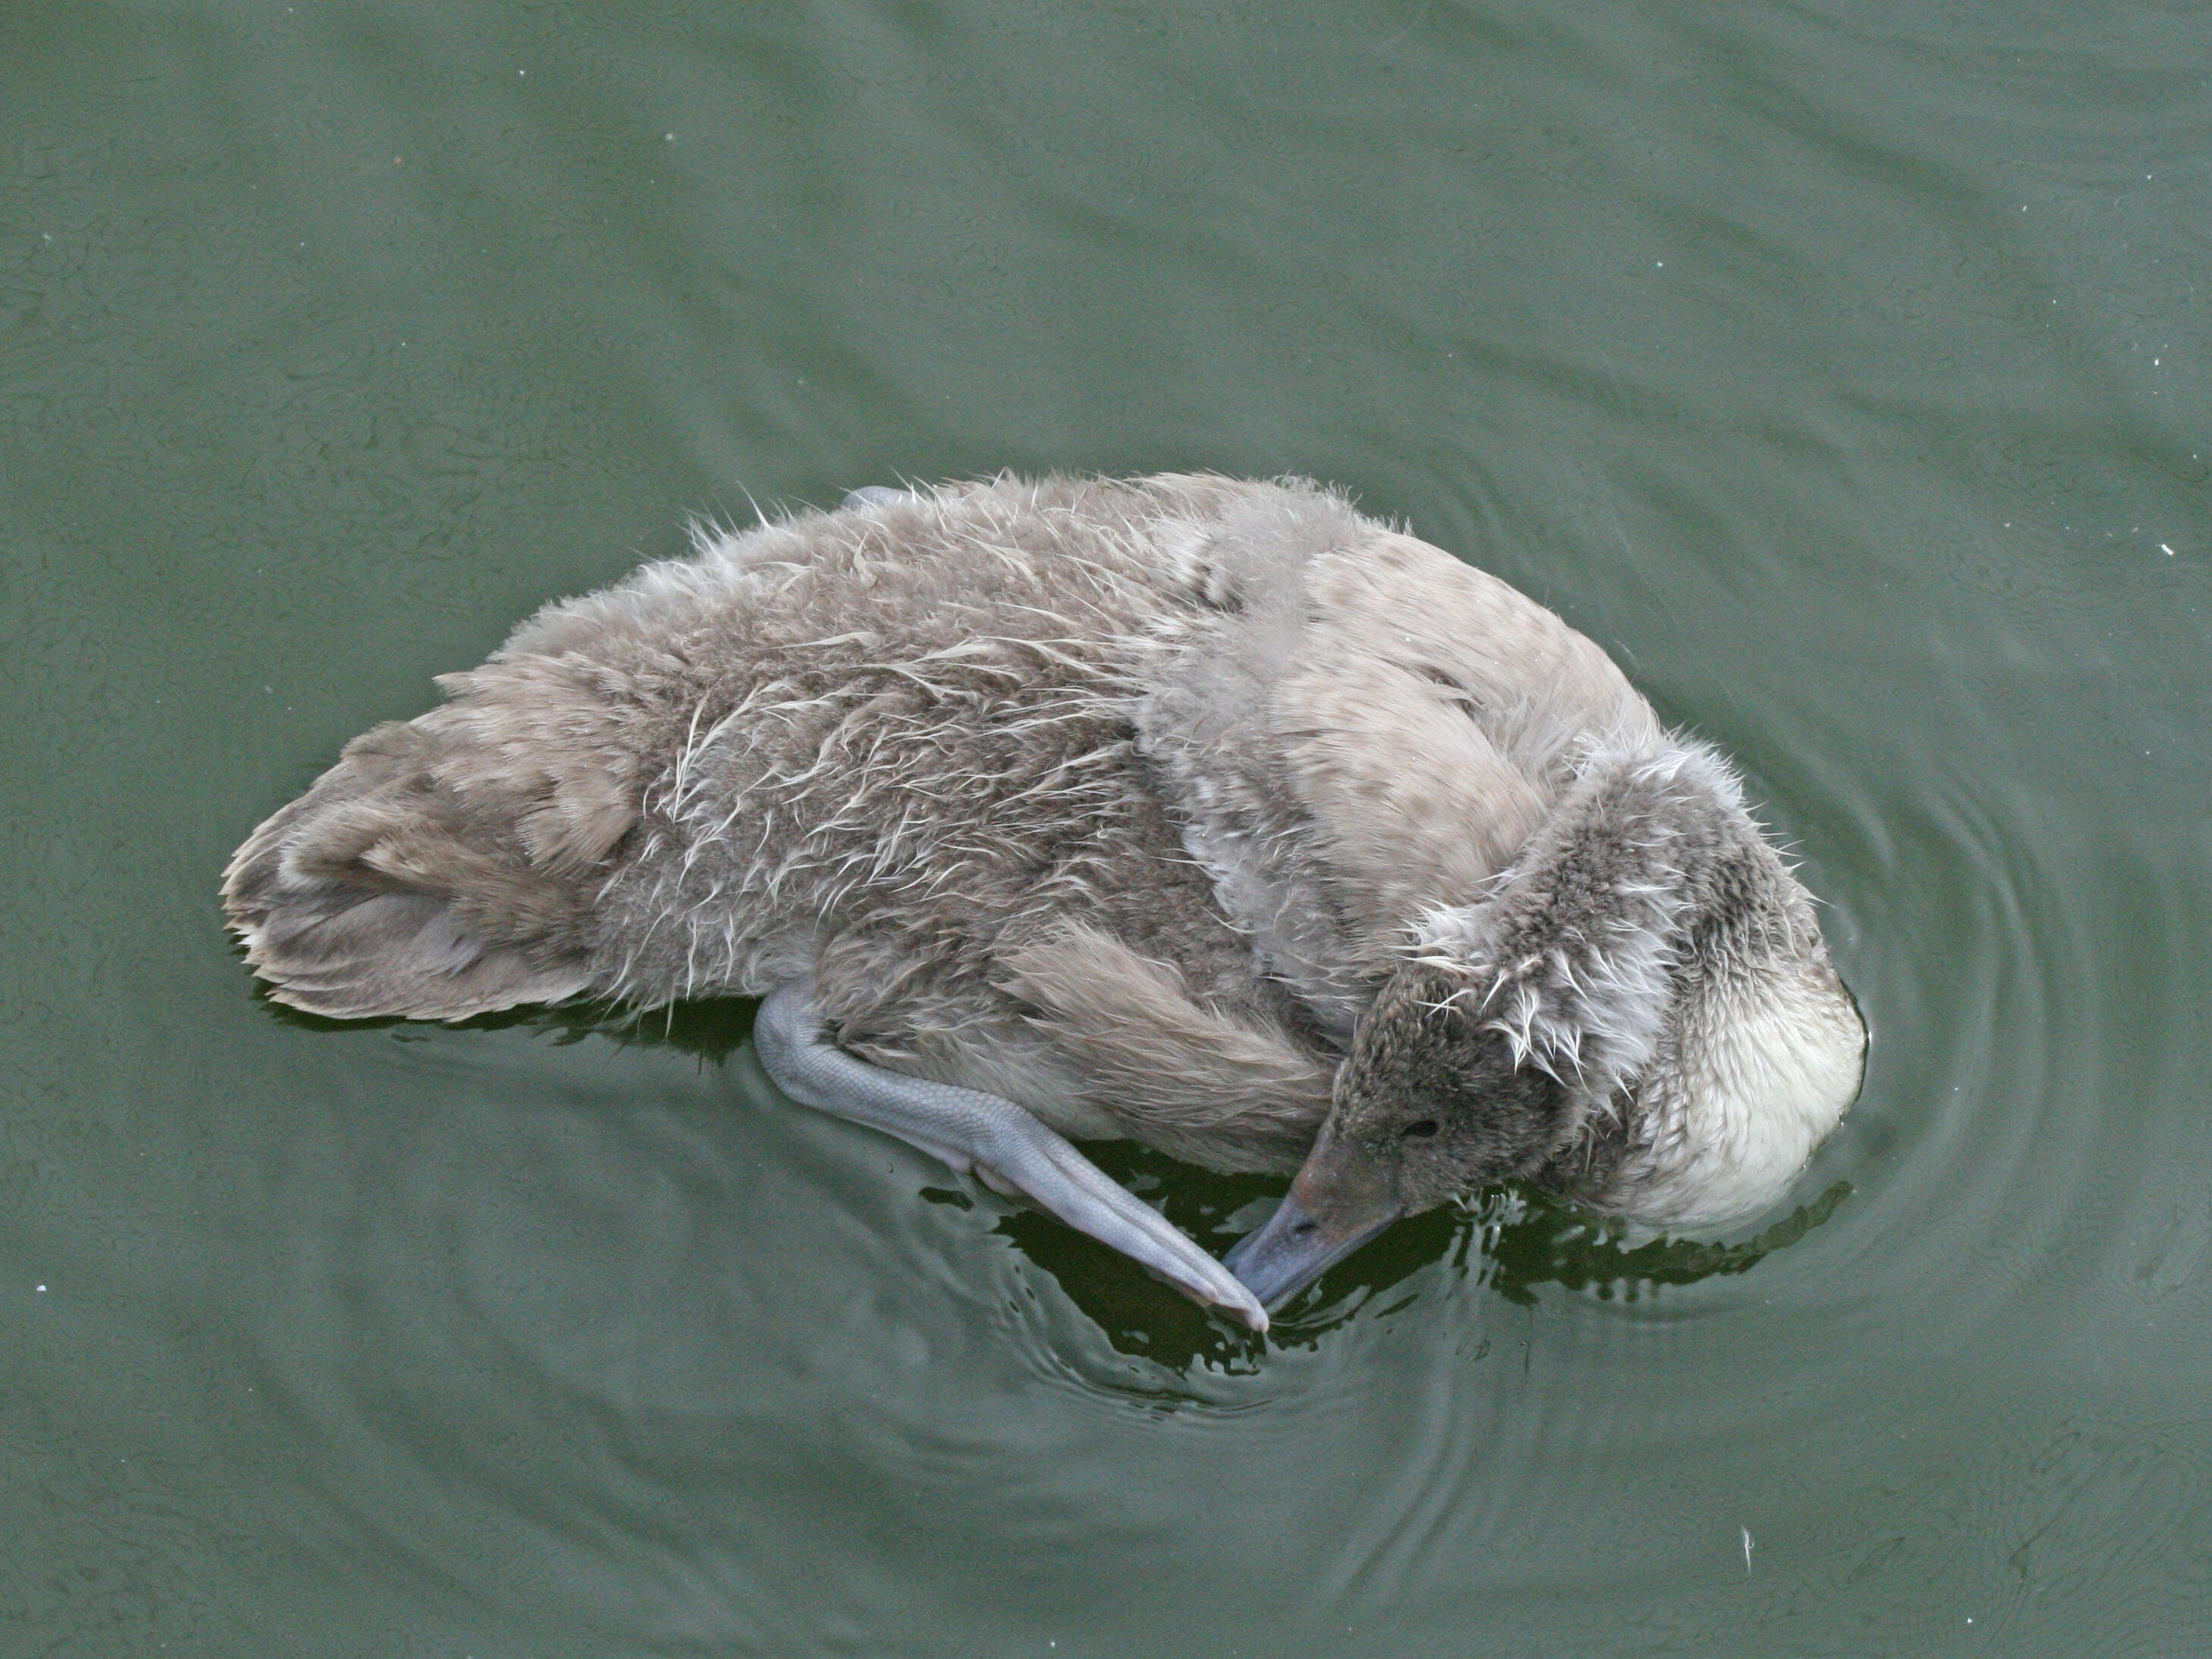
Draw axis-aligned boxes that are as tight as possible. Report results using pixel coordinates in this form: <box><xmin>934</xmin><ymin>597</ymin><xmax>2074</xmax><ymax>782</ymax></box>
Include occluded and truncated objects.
<box><xmin>1225</xmin><ymin>740</ymin><xmax>1866</xmax><ymax>1307</ymax></box>
<box><xmin>224</xmin><ymin>473</ymin><xmax>1863</xmax><ymax>1332</ymax></box>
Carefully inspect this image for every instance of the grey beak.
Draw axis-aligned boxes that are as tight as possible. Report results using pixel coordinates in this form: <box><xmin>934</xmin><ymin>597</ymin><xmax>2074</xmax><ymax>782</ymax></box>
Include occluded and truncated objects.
<box><xmin>1223</xmin><ymin>1133</ymin><xmax>1404</xmax><ymax>1309</ymax></box>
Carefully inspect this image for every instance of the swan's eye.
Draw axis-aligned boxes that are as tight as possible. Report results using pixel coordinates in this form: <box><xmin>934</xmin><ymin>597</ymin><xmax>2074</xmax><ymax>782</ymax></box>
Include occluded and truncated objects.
<box><xmin>1400</xmin><ymin>1119</ymin><xmax>1439</xmax><ymax>1139</ymax></box>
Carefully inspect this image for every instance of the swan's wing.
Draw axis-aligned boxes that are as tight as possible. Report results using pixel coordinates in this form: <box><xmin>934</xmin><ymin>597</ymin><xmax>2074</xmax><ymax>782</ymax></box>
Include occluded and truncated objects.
<box><xmin>1137</xmin><ymin>498</ymin><xmax>1658</xmax><ymax>1038</ymax></box>
<box><xmin>1300</xmin><ymin>533</ymin><xmax>1658</xmax><ymax>793</ymax></box>
<box><xmin>1278</xmin><ymin>532</ymin><xmax>1660</xmax><ymax>936</ymax></box>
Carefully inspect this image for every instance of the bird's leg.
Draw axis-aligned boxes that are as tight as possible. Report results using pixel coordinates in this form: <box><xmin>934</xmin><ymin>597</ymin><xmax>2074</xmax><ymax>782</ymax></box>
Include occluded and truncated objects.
<box><xmin>752</xmin><ymin>981</ymin><xmax>1268</xmax><ymax>1332</ymax></box>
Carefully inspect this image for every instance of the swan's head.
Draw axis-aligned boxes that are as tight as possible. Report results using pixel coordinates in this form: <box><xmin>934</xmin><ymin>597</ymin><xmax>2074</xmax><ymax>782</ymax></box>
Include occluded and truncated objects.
<box><xmin>1226</xmin><ymin>740</ymin><xmax>1866</xmax><ymax>1309</ymax></box>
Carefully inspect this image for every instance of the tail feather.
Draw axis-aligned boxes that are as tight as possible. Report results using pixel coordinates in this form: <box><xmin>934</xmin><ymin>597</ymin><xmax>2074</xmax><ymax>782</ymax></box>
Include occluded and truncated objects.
<box><xmin>223</xmin><ymin>657</ymin><xmax>644</xmax><ymax>1021</ymax></box>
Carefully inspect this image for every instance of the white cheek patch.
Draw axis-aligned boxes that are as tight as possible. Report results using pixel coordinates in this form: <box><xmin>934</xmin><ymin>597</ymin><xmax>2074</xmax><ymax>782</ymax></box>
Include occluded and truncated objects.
<box><xmin>1613</xmin><ymin>978</ymin><xmax>1864</xmax><ymax>1232</ymax></box>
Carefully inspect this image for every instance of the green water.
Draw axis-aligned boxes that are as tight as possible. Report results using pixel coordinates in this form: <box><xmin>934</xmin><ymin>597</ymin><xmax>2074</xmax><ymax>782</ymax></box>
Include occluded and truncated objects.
<box><xmin>6</xmin><ymin>3</ymin><xmax>2209</xmax><ymax>1654</ymax></box>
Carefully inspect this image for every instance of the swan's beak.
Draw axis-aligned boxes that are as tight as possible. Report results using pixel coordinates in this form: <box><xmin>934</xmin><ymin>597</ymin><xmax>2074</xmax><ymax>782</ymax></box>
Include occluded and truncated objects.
<box><xmin>1223</xmin><ymin>1130</ymin><xmax>1403</xmax><ymax>1310</ymax></box>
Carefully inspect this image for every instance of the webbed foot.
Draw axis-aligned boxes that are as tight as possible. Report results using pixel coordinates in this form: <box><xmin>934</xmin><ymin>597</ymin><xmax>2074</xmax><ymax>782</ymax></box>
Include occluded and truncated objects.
<box><xmin>752</xmin><ymin>981</ymin><xmax>1268</xmax><ymax>1331</ymax></box>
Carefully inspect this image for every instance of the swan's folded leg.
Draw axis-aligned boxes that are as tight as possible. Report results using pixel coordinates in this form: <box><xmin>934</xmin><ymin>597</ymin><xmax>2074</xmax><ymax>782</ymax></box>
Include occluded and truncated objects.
<box><xmin>752</xmin><ymin>981</ymin><xmax>1269</xmax><ymax>1332</ymax></box>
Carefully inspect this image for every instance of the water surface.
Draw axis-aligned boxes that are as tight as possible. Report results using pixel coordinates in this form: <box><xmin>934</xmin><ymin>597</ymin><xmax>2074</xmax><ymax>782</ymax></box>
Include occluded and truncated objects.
<box><xmin>5</xmin><ymin>3</ymin><xmax>2209</xmax><ymax>1654</ymax></box>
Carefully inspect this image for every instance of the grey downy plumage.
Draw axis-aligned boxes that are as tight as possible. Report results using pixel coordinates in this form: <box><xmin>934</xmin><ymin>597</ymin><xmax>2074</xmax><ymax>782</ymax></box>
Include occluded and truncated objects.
<box><xmin>224</xmin><ymin>474</ymin><xmax>1865</xmax><ymax>1329</ymax></box>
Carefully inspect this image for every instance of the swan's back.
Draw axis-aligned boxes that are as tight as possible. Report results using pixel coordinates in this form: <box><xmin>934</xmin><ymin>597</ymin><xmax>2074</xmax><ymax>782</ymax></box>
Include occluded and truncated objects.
<box><xmin>230</xmin><ymin>475</ymin><xmax>1225</xmax><ymax>1009</ymax></box>
<box><xmin>224</xmin><ymin>474</ymin><xmax>1655</xmax><ymax>1170</ymax></box>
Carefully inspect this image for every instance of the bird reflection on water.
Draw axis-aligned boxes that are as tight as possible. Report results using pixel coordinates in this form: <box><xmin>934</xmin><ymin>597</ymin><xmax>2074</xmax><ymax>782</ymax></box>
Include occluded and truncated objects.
<box><xmin>996</xmin><ymin>1137</ymin><xmax>1854</xmax><ymax>1372</ymax></box>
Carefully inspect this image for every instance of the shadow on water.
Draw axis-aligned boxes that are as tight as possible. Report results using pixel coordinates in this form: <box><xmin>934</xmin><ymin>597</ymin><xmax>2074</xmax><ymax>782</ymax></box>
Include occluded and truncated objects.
<box><xmin>998</xmin><ymin>1144</ymin><xmax>1853</xmax><ymax>1371</ymax></box>
<box><xmin>261</xmin><ymin>982</ymin><xmax>1849</xmax><ymax>1371</ymax></box>
<box><xmin>257</xmin><ymin>978</ymin><xmax>763</xmax><ymax>1058</ymax></box>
